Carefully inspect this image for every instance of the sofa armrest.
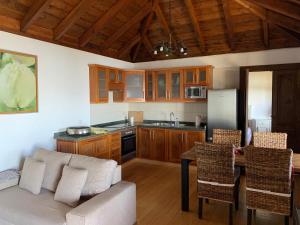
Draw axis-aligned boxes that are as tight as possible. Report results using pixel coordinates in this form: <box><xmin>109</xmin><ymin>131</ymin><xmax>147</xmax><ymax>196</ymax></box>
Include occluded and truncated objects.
<box><xmin>66</xmin><ymin>181</ymin><xmax>136</xmax><ymax>225</ymax></box>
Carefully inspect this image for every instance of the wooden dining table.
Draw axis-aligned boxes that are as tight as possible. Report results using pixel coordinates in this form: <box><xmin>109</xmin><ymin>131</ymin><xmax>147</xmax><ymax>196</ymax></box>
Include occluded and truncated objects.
<box><xmin>180</xmin><ymin>147</ymin><xmax>300</xmax><ymax>212</ymax></box>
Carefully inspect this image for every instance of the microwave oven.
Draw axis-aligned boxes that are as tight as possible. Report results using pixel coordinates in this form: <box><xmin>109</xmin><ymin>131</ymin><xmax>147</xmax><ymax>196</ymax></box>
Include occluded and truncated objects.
<box><xmin>185</xmin><ymin>86</ymin><xmax>207</xmax><ymax>99</ymax></box>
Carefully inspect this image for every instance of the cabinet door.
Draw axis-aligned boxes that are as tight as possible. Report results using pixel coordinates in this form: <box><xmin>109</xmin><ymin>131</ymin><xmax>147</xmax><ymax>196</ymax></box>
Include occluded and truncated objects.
<box><xmin>151</xmin><ymin>129</ymin><xmax>166</xmax><ymax>161</ymax></box>
<box><xmin>184</xmin><ymin>131</ymin><xmax>206</xmax><ymax>152</ymax></box>
<box><xmin>78</xmin><ymin>140</ymin><xmax>96</xmax><ymax>157</ymax></box>
<box><xmin>197</xmin><ymin>68</ymin><xmax>207</xmax><ymax>84</ymax></box>
<box><xmin>110</xmin><ymin>132</ymin><xmax>121</xmax><ymax>164</ymax></box>
<box><xmin>169</xmin><ymin>70</ymin><xmax>183</xmax><ymax>101</ymax></box>
<box><xmin>145</xmin><ymin>71</ymin><xmax>155</xmax><ymax>101</ymax></box>
<box><xmin>125</xmin><ymin>70</ymin><xmax>145</xmax><ymax>102</ymax></box>
<box><xmin>168</xmin><ymin>130</ymin><xmax>184</xmax><ymax>163</ymax></box>
<box><xmin>155</xmin><ymin>71</ymin><xmax>167</xmax><ymax>101</ymax></box>
<box><xmin>138</xmin><ymin>128</ymin><xmax>151</xmax><ymax>159</ymax></box>
<box><xmin>98</xmin><ymin>68</ymin><xmax>109</xmax><ymax>101</ymax></box>
<box><xmin>109</xmin><ymin>69</ymin><xmax>117</xmax><ymax>83</ymax></box>
<box><xmin>184</xmin><ymin>69</ymin><xmax>197</xmax><ymax>85</ymax></box>
<box><xmin>94</xmin><ymin>136</ymin><xmax>110</xmax><ymax>159</ymax></box>
<box><xmin>89</xmin><ymin>65</ymin><xmax>108</xmax><ymax>103</ymax></box>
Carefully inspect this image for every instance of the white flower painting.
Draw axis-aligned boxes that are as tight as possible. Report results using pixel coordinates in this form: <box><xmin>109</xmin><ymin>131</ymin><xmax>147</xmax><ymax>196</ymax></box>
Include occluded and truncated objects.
<box><xmin>0</xmin><ymin>50</ymin><xmax>37</xmax><ymax>113</ymax></box>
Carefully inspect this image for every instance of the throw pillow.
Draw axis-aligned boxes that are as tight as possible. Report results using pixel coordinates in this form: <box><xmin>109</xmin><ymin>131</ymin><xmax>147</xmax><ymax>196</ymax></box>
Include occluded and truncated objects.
<box><xmin>19</xmin><ymin>157</ymin><xmax>46</xmax><ymax>195</ymax></box>
<box><xmin>33</xmin><ymin>148</ymin><xmax>72</xmax><ymax>192</ymax></box>
<box><xmin>54</xmin><ymin>165</ymin><xmax>88</xmax><ymax>207</ymax></box>
<box><xmin>69</xmin><ymin>155</ymin><xmax>117</xmax><ymax>196</ymax></box>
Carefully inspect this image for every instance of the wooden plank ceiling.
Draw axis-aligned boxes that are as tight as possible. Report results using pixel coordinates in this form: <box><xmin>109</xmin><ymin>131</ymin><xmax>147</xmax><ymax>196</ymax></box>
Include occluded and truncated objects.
<box><xmin>0</xmin><ymin>0</ymin><xmax>299</xmax><ymax>62</ymax></box>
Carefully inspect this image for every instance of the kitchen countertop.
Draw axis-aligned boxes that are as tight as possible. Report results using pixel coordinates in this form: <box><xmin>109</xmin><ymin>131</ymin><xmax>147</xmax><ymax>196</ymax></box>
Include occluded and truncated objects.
<box><xmin>54</xmin><ymin>120</ymin><xmax>206</xmax><ymax>142</ymax></box>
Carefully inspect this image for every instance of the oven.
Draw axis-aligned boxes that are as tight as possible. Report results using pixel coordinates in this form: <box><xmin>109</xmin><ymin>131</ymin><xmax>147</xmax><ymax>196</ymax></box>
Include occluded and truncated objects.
<box><xmin>121</xmin><ymin>128</ymin><xmax>136</xmax><ymax>162</ymax></box>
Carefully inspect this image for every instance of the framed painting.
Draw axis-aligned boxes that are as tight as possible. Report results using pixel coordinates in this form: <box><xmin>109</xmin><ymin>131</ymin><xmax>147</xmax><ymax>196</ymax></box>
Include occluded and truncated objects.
<box><xmin>0</xmin><ymin>49</ymin><xmax>38</xmax><ymax>114</ymax></box>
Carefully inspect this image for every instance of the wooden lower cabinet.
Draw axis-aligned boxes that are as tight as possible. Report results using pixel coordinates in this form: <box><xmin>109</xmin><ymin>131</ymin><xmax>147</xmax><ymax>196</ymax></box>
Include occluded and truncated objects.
<box><xmin>57</xmin><ymin>132</ymin><xmax>121</xmax><ymax>164</ymax></box>
<box><xmin>137</xmin><ymin>127</ymin><xmax>205</xmax><ymax>163</ymax></box>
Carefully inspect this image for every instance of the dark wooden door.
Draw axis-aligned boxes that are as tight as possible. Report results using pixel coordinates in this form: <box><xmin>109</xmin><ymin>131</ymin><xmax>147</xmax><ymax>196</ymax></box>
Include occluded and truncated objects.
<box><xmin>272</xmin><ymin>69</ymin><xmax>300</xmax><ymax>152</ymax></box>
<box><xmin>138</xmin><ymin>128</ymin><xmax>151</xmax><ymax>158</ymax></box>
<box><xmin>151</xmin><ymin>128</ymin><xmax>167</xmax><ymax>161</ymax></box>
<box><xmin>168</xmin><ymin>130</ymin><xmax>184</xmax><ymax>163</ymax></box>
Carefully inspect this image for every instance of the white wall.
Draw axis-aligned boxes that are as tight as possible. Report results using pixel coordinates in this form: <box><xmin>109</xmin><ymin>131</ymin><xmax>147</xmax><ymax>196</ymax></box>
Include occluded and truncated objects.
<box><xmin>130</xmin><ymin>48</ymin><xmax>300</xmax><ymax>121</ymax></box>
<box><xmin>91</xmin><ymin>92</ymin><xmax>129</xmax><ymax>125</ymax></box>
<box><xmin>248</xmin><ymin>71</ymin><xmax>272</xmax><ymax>119</ymax></box>
<box><xmin>0</xmin><ymin>31</ymin><xmax>133</xmax><ymax>171</ymax></box>
<box><xmin>129</xmin><ymin>102</ymin><xmax>207</xmax><ymax>122</ymax></box>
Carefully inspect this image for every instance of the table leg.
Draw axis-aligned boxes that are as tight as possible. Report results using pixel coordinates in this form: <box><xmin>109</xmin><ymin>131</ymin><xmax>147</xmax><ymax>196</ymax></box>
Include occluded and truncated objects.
<box><xmin>181</xmin><ymin>158</ymin><xmax>191</xmax><ymax>211</ymax></box>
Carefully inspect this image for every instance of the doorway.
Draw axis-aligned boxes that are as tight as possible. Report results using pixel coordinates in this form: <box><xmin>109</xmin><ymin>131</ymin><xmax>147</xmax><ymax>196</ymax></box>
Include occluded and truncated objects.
<box><xmin>239</xmin><ymin>63</ymin><xmax>300</xmax><ymax>152</ymax></box>
<box><xmin>247</xmin><ymin>71</ymin><xmax>273</xmax><ymax>136</ymax></box>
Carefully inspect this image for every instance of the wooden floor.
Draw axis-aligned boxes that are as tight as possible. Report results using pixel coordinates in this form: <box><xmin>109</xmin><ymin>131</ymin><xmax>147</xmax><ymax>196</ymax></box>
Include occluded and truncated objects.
<box><xmin>122</xmin><ymin>158</ymin><xmax>292</xmax><ymax>225</ymax></box>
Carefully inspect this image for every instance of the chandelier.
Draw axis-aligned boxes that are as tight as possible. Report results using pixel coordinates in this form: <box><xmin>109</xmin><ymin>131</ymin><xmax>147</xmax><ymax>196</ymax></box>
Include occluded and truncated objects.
<box><xmin>153</xmin><ymin>0</ymin><xmax>188</xmax><ymax>57</ymax></box>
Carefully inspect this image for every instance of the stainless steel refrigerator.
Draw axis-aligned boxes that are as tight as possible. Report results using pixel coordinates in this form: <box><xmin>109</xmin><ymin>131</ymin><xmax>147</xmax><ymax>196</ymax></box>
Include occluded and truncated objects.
<box><xmin>207</xmin><ymin>89</ymin><xmax>238</xmax><ymax>141</ymax></box>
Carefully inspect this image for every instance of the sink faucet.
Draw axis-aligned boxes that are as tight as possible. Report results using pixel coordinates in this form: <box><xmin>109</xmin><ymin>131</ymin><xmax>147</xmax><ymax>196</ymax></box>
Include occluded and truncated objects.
<box><xmin>170</xmin><ymin>112</ymin><xmax>175</xmax><ymax>126</ymax></box>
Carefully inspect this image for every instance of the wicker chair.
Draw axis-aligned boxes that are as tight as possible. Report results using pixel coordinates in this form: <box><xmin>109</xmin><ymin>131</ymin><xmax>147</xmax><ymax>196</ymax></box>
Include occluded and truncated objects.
<box><xmin>213</xmin><ymin>129</ymin><xmax>242</xmax><ymax>147</ymax></box>
<box><xmin>195</xmin><ymin>142</ymin><xmax>240</xmax><ymax>225</ymax></box>
<box><xmin>245</xmin><ymin>146</ymin><xmax>293</xmax><ymax>225</ymax></box>
<box><xmin>253</xmin><ymin>132</ymin><xmax>287</xmax><ymax>149</ymax></box>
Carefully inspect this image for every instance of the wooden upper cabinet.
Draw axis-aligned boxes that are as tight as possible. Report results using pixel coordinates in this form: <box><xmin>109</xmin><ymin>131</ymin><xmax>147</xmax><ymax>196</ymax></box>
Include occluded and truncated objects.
<box><xmin>145</xmin><ymin>71</ymin><xmax>155</xmax><ymax>101</ymax></box>
<box><xmin>169</xmin><ymin>69</ymin><xmax>184</xmax><ymax>101</ymax></box>
<box><xmin>155</xmin><ymin>70</ymin><xmax>168</xmax><ymax>101</ymax></box>
<box><xmin>184</xmin><ymin>66</ymin><xmax>213</xmax><ymax>87</ymax></box>
<box><xmin>184</xmin><ymin>68</ymin><xmax>197</xmax><ymax>85</ymax></box>
<box><xmin>124</xmin><ymin>70</ymin><xmax>145</xmax><ymax>102</ymax></box>
<box><xmin>89</xmin><ymin>65</ymin><xmax>109</xmax><ymax>103</ymax></box>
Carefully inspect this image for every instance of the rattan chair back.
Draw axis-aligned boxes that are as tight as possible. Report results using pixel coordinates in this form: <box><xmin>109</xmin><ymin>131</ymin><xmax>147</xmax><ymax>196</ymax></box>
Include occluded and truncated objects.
<box><xmin>213</xmin><ymin>129</ymin><xmax>242</xmax><ymax>147</ymax></box>
<box><xmin>245</xmin><ymin>146</ymin><xmax>293</xmax><ymax>215</ymax></box>
<box><xmin>253</xmin><ymin>132</ymin><xmax>287</xmax><ymax>149</ymax></box>
<box><xmin>195</xmin><ymin>142</ymin><xmax>235</xmax><ymax>203</ymax></box>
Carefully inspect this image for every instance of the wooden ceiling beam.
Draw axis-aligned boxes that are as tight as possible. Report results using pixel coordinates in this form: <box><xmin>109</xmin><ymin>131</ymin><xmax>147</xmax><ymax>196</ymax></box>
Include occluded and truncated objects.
<box><xmin>54</xmin><ymin>0</ymin><xmax>92</xmax><ymax>40</ymax></box>
<box><xmin>153</xmin><ymin>4</ymin><xmax>170</xmax><ymax>34</ymax></box>
<box><xmin>234</xmin><ymin>0</ymin><xmax>300</xmax><ymax>34</ymax></box>
<box><xmin>79</xmin><ymin>0</ymin><xmax>130</xmax><ymax>47</ymax></box>
<box><xmin>262</xmin><ymin>20</ymin><xmax>269</xmax><ymax>48</ymax></box>
<box><xmin>118</xmin><ymin>35</ymin><xmax>141</xmax><ymax>58</ymax></box>
<box><xmin>219</xmin><ymin>0</ymin><xmax>234</xmax><ymax>50</ymax></box>
<box><xmin>132</xmin><ymin>10</ymin><xmax>157</xmax><ymax>62</ymax></box>
<box><xmin>103</xmin><ymin>2</ymin><xmax>152</xmax><ymax>50</ymax></box>
<box><xmin>184</xmin><ymin>0</ymin><xmax>206</xmax><ymax>52</ymax></box>
<box><xmin>247</xmin><ymin>0</ymin><xmax>300</xmax><ymax>21</ymax></box>
<box><xmin>143</xmin><ymin>36</ymin><xmax>154</xmax><ymax>58</ymax></box>
<box><xmin>287</xmin><ymin>0</ymin><xmax>300</xmax><ymax>6</ymax></box>
<box><xmin>21</xmin><ymin>0</ymin><xmax>52</xmax><ymax>32</ymax></box>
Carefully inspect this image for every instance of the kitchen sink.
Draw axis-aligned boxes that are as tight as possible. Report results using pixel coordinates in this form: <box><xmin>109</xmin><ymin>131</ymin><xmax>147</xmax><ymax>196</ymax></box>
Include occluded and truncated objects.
<box><xmin>147</xmin><ymin>122</ymin><xmax>187</xmax><ymax>127</ymax></box>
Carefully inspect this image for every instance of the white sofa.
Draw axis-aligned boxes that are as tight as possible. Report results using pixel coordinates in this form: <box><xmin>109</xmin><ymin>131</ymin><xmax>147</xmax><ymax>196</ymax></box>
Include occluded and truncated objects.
<box><xmin>0</xmin><ymin>149</ymin><xmax>136</xmax><ymax>225</ymax></box>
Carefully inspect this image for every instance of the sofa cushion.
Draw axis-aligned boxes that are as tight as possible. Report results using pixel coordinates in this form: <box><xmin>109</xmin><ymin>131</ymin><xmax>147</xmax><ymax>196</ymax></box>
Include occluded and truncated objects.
<box><xmin>55</xmin><ymin>166</ymin><xmax>88</xmax><ymax>207</ymax></box>
<box><xmin>0</xmin><ymin>186</ymin><xmax>71</xmax><ymax>225</ymax></box>
<box><xmin>33</xmin><ymin>149</ymin><xmax>72</xmax><ymax>191</ymax></box>
<box><xmin>69</xmin><ymin>155</ymin><xmax>117</xmax><ymax>196</ymax></box>
<box><xmin>19</xmin><ymin>157</ymin><xmax>46</xmax><ymax>195</ymax></box>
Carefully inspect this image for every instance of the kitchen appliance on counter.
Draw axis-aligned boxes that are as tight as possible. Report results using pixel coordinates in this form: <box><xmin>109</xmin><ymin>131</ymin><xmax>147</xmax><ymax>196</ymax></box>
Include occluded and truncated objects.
<box><xmin>207</xmin><ymin>89</ymin><xmax>238</xmax><ymax>141</ymax></box>
<box><xmin>66</xmin><ymin>126</ymin><xmax>91</xmax><ymax>136</ymax></box>
<box><xmin>185</xmin><ymin>86</ymin><xmax>207</xmax><ymax>99</ymax></box>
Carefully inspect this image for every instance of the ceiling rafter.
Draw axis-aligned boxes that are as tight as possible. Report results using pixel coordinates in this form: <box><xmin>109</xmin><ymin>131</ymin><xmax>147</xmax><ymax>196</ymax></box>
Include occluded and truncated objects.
<box><xmin>54</xmin><ymin>0</ymin><xmax>92</xmax><ymax>40</ymax></box>
<box><xmin>21</xmin><ymin>0</ymin><xmax>52</xmax><ymax>32</ymax></box>
<box><xmin>234</xmin><ymin>0</ymin><xmax>300</xmax><ymax>34</ymax></box>
<box><xmin>247</xmin><ymin>0</ymin><xmax>300</xmax><ymax>21</ymax></box>
<box><xmin>219</xmin><ymin>0</ymin><xmax>235</xmax><ymax>50</ymax></box>
<box><xmin>118</xmin><ymin>35</ymin><xmax>141</xmax><ymax>58</ymax></box>
<box><xmin>143</xmin><ymin>36</ymin><xmax>154</xmax><ymax>58</ymax></box>
<box><xmin>79</xmin><ymin>0</ymin><xmax>130</xmax><ymax>47</ymax></box>
<box><xmin>262</xmin><ymin>20</ymin><xmax>269</xmax><ymax>48</ymax></box>
<box><xmin>184</xmin><ymin>0</ymin><xmax>206</xmax><ymax>52</ymax></box>
<box><xmin>287</xmin><ymin>0</ymin><xmax>300</xmax><ymax>6</ymax></box>
<box><xmin>102</xmin><ymin>2</ymin><xmax>152</xmax><ymax>51</ymax></box>
<box><xmin>132</xmin><ymin>11</ymin><xmax>156</xmax><ymax>62</ymax></box>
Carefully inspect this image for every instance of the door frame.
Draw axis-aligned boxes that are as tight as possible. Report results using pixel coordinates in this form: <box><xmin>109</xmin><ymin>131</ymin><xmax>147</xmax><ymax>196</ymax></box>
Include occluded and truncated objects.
<box><xmin>239</xmin><ymin>63</ymin><xmax>300</xmax><ymax>146</ymax></box>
